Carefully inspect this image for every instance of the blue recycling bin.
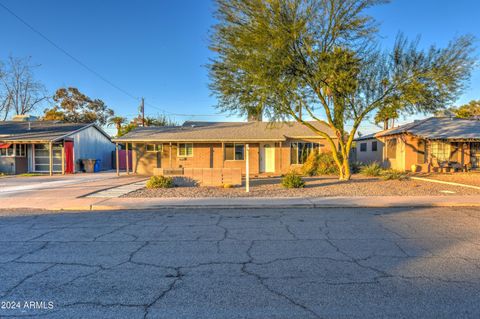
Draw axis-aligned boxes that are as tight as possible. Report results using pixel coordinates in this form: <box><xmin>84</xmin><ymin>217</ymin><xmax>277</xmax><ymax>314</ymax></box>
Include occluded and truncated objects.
<box><xmin>93</xmin><ymin>159</ymin><xmax>101</xmax><ymax>172</ymax></box>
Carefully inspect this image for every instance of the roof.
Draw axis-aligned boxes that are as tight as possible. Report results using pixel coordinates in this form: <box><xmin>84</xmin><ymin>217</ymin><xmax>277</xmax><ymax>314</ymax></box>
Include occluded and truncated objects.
<box><xmin>0</xmin><ymin>121</ymin><xmax>111</xmax><ymax>142</ymax></box>
<box><xmin>354</xmin><ymin>132</ymin><xmax>377</xmax><ymax>141</ymax></box>
<box><xmin>113</xmin><ymin>121</ymin><xmax>336</xmax><ymax>142</ymax></box>
<box><xmin>376</xmin><ymin>117</ymin><xmax>480</xmax><ymax>140</ymax></box>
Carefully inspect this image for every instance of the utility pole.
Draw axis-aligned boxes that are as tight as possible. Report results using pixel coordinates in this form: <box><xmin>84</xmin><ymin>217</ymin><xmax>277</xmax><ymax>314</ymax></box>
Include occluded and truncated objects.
<box><xmin>140</xmin><ymin>97</ymin><xmax>145</xmax><ymax>127</ymax></box>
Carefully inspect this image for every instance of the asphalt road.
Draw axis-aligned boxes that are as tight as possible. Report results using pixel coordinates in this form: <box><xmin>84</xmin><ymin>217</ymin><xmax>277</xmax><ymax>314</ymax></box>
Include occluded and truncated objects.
<box><xmin>1</xmin><ymin>207</ymin><xmax>480</xmax><ymax>318</ymax></box>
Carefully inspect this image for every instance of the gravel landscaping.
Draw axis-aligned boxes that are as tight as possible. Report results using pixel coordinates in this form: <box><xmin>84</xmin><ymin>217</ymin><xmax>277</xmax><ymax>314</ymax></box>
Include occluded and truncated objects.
<box><xmin>125</xmin><ymin>174</ymin><xmax>480</xmax><ymax>198</ymax></box>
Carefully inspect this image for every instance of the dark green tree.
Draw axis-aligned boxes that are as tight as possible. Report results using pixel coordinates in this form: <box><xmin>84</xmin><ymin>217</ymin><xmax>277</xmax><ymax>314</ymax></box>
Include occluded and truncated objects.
<box><xmin>451</xmin><ymin>100</ymin><xmax>480</xmax><ymax>118</ymax></box>
<box><xmin>208</xmin><ymin>0</ymin><xmax>476</xmax><ymax>180</ymax></box>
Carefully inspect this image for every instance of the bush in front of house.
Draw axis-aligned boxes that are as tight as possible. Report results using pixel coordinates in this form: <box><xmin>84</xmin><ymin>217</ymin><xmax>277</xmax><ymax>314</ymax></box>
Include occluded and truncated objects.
<box><xmin>360</xmin><ymin>162</ymin><xmax>383</xmax><ymax>177</ymax></box>
<box><xmin>146</xmin><ymin>175</ymin><xmax>174</xmax><ymax>189</ymax></box>
<box><xmin>316</xmin><ymin>151</ymin><xmax>339</xmax><ymax>175</ymax></box>
<box><xmin>381</xmin><ymin>169</ymin><xmax>408</xmax><ymax>181</ymax></box>
<box><xmin>301</xmin><ymin>150</ymin><xmax>320</xmax><ymax>176</ymax></box>
<box><xmin>281</xmin><ymin>171</ymin><xmax>305</xmax><ymax>188</ymax></box>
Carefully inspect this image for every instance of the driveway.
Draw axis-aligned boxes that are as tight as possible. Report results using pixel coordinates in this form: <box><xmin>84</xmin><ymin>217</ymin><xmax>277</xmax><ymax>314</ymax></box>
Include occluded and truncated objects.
<box><xmin>0</xmin><ymin>172</ymin><xmax>145</xmax><ymax>199</ymax></box>
<box><xmin>1</xmin><ymin>207</ymin><xmax>480</xmax><ymax>318</ymax></box>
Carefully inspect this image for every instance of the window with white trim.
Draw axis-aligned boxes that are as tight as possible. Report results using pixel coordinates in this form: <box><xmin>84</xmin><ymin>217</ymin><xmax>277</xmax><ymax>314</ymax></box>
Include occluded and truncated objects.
<box><xmin>224</xmin><ymin>143</ymin><xmax>245</xmax><ymax>160</ymax></box>
<box><xmin>0</xmin><ymin>144</ymin><xmax>14</xmax><ymax>157</ymax></box>
<box><xmin>178</xmin><ymin>143</ymin><xmax>193</xmax><ymax>157</ymax></box>
<box><xmin>15</xmin><ymin>144</ymin><xmax>26</xmax><ymax>157</ymax></box>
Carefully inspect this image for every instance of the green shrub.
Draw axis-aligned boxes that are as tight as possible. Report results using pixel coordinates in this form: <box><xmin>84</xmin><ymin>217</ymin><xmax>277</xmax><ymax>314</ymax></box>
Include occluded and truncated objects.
<box><xmin>281</xmin><ymin>171</ymin><xmax>305</xmax><ymax>189</ymax></box>
<box><xmin>349</xmin><ymin>161</ymin><xmax>363</xmax><ymax>174</ymax></box>
<box><xmin>381</xmin><ymin>169</ymin><xmax>408</xmax><ymax>181</ymax></box>
<box><xmin>146</xmin><ymin>175</ymin><xmax>174</xmax><ymax>189</ymax></box>
<box><xmin>360</xmin><ymin>162</ymin><xmax>383</xmax><ymax>177</ymax></box>
<box><xmin>316</xmin><ymin>152</ymin><xmax>339</xmax><ymax>175</ymax></box>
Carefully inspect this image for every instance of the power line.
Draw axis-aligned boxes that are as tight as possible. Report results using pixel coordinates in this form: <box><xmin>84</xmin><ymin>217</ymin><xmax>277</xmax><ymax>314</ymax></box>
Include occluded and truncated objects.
<box><xmin>0</xmin><ymin>2</ymin><xmax>220</xmax><ymax>118</ymax></box>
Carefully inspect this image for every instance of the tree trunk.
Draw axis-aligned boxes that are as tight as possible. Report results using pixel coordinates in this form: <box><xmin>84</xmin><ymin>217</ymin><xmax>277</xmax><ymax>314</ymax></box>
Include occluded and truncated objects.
<box><xmin>338</xmin><ymin>158</ymin><xmax>351</xmax><ymax>181</ymax></box>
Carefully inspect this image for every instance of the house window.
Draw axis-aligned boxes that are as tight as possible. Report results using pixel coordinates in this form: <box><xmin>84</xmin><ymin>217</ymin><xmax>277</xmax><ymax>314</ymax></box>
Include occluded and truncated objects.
<box><xmin>146</xmin><ymin>144</ymin><xmax>161</xmax><ymax>152</ymax></box>
<box><xmin>178</xmin><ymin>143</ymin><xmax>193</xmax><ymax>157</ymax></box>
<box><xmin>360</xmin><ymin>143</ymin><xmax>367</xmax><ymax>152</ymax></box>
<box><xmin>15</xmin><ymin>144</ymin><xmax>27</xmax><ymax>157</ymax></box>
<box><xmin>290</xmin><ymin>142</ymin><xmax>319</xmax><ymax>164</ymax></box>
<box><xmin>417</xmin><ymin>140</ymin><xmax>427</xmax><ymax>164</ymax></box>
<box><xmin>34</xmin><ymin>144</ymin><xmax>62</xmax><ymax>172</ymax></box>
<box><xmin>0</xmin><ymin>144</ymin><xmax>14</xmax><ymax>157</ymax></box>
<box><xmin>386</xmin><ymin>138</ymin><xmax>397</xmax><ymax>159</ymax></box>
<box><xmin>430</xmin><ymin>141</ymin><xmax>450</xmax><ymax>162</ymax></box>
<box><xmin>224</xmin><ymin>143</ymin><xmax>245</xmax><ymax>160</ymax></box>
<box><xmin>372</xmin><ymin>141</ymin><xmax>378</xmax><ymax>152</ymax></box>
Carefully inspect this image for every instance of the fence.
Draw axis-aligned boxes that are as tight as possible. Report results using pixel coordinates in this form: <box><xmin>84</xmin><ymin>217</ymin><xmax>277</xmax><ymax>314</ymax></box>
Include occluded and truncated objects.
<box><xmin>153</xmin><ymin>167</ymin><xmax>242</xmax><ymax>186</ymax></box>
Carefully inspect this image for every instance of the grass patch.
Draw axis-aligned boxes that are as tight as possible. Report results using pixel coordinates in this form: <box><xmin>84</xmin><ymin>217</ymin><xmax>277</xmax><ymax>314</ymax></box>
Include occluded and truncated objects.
<box><xmin>18</xmin><ymin>173</ymin><xmax>44</xmax><ymax>177</ymax></box>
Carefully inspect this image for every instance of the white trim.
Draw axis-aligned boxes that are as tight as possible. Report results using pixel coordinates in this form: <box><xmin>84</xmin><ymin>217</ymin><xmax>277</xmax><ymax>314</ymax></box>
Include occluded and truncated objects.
<box><xmin>177</xmin><ymin>143</ymin><xmax>193</xmax><ymax>157</ymax></box>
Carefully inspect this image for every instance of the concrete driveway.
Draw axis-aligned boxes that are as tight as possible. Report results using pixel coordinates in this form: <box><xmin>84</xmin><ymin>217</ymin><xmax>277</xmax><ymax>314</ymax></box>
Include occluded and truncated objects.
<box><xmin>1</xmin><ymin>207</ymin><xmax>480</xmax><ymax>318</ymax></box>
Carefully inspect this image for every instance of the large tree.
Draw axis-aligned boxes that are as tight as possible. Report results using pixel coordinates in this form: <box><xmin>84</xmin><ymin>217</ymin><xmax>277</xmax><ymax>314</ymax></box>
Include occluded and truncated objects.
<box><xmin>0</xmin><ymin>56</ymin><xmax>48</xmax><ymax>120</ymax></box>
<box><xmin>440</xmin><ymin>100</ymin><xmax>480</xmax><ymax>119</ymax></box>
<box><xmin>208</xmin><ymin>0</ymin><xmax>476</xmax><ymax>180</ymax></box>
<box><xmin>43</xmin><ymin>87</ymin><xmax>114</xmax><ymax>126</ymax></box>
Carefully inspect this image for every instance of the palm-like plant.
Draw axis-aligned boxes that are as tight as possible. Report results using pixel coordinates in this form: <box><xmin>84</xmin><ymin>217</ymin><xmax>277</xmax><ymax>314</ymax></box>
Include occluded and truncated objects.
<box><xmin>108</xmin><ymin>116</ymin><xmax>127</xmax><ymax>136</ymax></box>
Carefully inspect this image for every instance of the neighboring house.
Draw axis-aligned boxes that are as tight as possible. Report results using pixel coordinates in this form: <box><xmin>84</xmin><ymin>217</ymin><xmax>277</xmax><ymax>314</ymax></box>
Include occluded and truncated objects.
<box><xmin>112</xmin><ymin>121</ymin><xmax>337</xmax><ymax>177</ymax></box>
<box><xmin>0</xmin><ymin>120</ymin><xmax>114</xmax><ymax>175</ymax></box>
<box><xmin>357</xmin><ymin>117</ymin><xmax>480</xmax><ymax>172</ymax></box>
<box><xmin>353</xmin><ymin>133</ymin><xmax>384</xmax><ymax>164</ymax></box>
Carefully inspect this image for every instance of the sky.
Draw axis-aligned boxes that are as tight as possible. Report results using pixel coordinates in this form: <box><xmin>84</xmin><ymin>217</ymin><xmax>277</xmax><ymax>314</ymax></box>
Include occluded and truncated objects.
<box><xmin>0</xmin><ymin>0</ymin><xmax>479</xmax><ymax>135</ymax></box>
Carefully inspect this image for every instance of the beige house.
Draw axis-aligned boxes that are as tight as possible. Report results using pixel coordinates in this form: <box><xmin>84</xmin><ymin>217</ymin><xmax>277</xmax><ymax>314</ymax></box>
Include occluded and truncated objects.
<box><xmin>113</xmin><ymin>121</ymin><xmax>337</xmax><ymax>182</ymax></box>
<box><xmin>357</xmin><ymin>117</ymin><xmax>480</xmax><ymax>172</ymax></box>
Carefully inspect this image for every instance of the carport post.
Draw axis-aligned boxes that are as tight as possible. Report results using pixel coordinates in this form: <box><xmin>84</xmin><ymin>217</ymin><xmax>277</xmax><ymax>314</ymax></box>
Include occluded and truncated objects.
<box><xmin>245</xmin><ymin>143</ymin><xmax>250</xmax><ymax>192</ymax></box>
<box><xmin>49</xmin><ymin>142</ymin><xmax>53</xmax><ymax>176</ymax></box>
<box><xmin>115</xmin><ymin>143</ymin><xmax>119</xmax><ymax>176</ymax></box>
<box><xmin>126</xmin><ymin>142</ymin><xmax>130</xmax><ymax>175</ymax></box>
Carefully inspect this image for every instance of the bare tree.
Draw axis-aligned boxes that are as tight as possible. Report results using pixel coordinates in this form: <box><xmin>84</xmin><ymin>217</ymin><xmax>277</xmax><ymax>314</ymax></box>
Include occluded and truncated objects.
<box><xmin>0</xmin><ymin>56</ymin><xmax>48</xmax><ymax>120</ymax></box>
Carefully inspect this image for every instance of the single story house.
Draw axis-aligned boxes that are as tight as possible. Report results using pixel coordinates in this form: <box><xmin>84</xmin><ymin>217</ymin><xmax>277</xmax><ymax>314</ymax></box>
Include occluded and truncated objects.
<box><xmin>355</xmin><ymin>117</ymin><xmax>480</xmax><ymax>172</ymax></box>
<box><xmin>0</xmin><ymin>120</ymin><xmax>114</xmax><ymax>175</ymax></box>
<box><xmin>352</xmin><ymin>133</ymin><xmax>384</xmax><ymax>164</ymax></box>
<box><xmin>112</xmin><ymin>121</ymin><xmax>337</xmax><ymax>179</ymax></box>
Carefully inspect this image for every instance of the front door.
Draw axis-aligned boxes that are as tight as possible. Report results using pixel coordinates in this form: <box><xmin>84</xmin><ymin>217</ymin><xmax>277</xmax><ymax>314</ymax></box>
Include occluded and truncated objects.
<box><xmin>471</xmin><ymin>143</ymin><xmax>480</xmax><ymax>169</ymax></box>
<box><xmin>260</xmin><ymin>143</ymin><xmax>275</xmax><ymax>173</ymax></box>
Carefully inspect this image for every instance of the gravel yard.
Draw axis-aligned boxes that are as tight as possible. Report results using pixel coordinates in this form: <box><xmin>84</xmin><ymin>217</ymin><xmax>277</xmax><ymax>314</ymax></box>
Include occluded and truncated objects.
<box><xmin>418</xmin><ymin>172</ymin><xmax>480</xmax><ymax>187</ymax></box>
<box><xmin>125</xmin><ymin>174</ymin><xmax>480</xmax><ymax>198</ymax></box>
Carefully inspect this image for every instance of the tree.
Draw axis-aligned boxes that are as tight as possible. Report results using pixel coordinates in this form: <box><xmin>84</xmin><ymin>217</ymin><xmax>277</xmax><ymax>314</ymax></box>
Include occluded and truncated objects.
<box><xmin>208</xmin><ymin>0</ymin><xmax>476</xmax><ymax>180</ymax></box>
<box><xmin>43</xmin><ymin>87</ymin><xmax>114</xmax><ymax>126</ymax></box>
<box><xmin>452</xmin><ymin>100</ymin><xmax>480</xmax><ymax>118</ymax></box>
<box><xmin>0</xmin><ymin>56</ymin><xmax>48</xmax><ymax>120</ymax></box>
<box><xmin>108</xmin><ymin>116</ymin><xmax>127</xmax><ymax>136</ymax></box>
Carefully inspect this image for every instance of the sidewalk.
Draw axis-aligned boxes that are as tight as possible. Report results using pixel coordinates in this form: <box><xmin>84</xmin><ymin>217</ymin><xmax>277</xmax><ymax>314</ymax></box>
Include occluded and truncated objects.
<box><xmin>3</xmin><ymin>195</ymin><xmax>480</xmax><ymax>211</ymax></box>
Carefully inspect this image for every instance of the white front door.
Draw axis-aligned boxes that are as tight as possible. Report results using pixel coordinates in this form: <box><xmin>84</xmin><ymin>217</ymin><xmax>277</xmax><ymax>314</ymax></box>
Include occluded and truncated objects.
<box><xmin>260</xmin><ymin>143</ymin><xmax>275</xmax><ymax>173</ymax></box>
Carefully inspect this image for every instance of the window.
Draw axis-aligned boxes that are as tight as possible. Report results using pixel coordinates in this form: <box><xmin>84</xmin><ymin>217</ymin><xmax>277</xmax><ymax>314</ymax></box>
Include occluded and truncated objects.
<box><xmin>178</xmin><ymin>143</ymin><xmax>193</xmax><ymax>157</ymax></box>
<box><xmin>146</xmin><ymin>144</ymin><xmax>161</xmax><ymax>152</ymax></box>
<box><xmin>15</xmin><ymin>144</ymin><xmax>26</xmax><ymax>157</ymax></box>
<box><xmin>360</xmin><ymin>143</ymin><xmax>367</xmax><ymax>152</ymax></box>
<box><xmin>430</xmin><ymin>141</ymin><xmax>450</xmax><ymax>162</ymax></box>
<box><xmin>417</xmin><ymin>140</ymin><xmax>427</xmax><ymax>164</ymax></box>
<box><xmin>386</xmin><ymin>138</ymin><xmax>397</xmax><ymax>159</ymax></box>
<box><xmin>34</xmin><ymin>144</ymin><xmax>62</xmax><ymax>172</ymax></box>
<box><xmin>224</xmin><ymin>143</ymin><xmax>245</xmax><ymax>160</ymax></box>
<box><xmin>371</xmin><ymin>141</ymin><xmax>378</xmax><ymax>152</ymax></box>
<box><xmin>290</xmin><ymin>142</ymin><xmax>319</xmax><ymax>164</ymax></box>
<box><xmin>0</xmin><ymin>144</ymin><xmax>14</xmax><ymax>157</ymax></box>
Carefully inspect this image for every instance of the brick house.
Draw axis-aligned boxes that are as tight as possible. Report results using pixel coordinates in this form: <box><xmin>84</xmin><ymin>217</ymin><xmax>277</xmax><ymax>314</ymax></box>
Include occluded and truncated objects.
<box><xmin>355</xmin><ymin>117</ymin><xmax>480</xmax><ymax>172</ymax></box>
<box><xmin>112</xmin><ymin>121</ymin><xmax>337</xmax><ymax>181</ymax></box>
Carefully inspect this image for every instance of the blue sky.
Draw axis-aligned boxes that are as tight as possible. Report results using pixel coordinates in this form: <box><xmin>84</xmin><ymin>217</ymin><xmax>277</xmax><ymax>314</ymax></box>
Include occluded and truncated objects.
<box><xmin>0</xmin><ymin>0</ymin><xmax>479</xmax><ymax>134</ymax></box>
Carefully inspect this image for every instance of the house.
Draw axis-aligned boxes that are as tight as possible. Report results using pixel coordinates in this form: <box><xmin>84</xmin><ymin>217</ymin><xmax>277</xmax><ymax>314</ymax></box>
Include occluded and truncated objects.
<box><xmin>353</xmin><ymin>133</ymin><xmax>384</xmax><ymax>164</ymax></box>
<box><xmin>112</xmin><ymin>121</ymin><xmax>337</xmax><ymax>181</ymax></box>
<box><xmin>355</xmin><ymin>117</ymin><xmax>480</xmax><ymax>172</ymax></box>
<box><xmin>0</xmin><ymin>120</ymin><xmax>115</xmax><ymax>175</ymax></box>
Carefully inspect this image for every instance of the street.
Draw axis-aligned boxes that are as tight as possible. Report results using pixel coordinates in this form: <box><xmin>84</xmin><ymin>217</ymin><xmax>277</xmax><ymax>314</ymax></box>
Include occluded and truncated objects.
<box><xmin>1</xmin><ymin>207</ymin><xmax>480</xmax><ymax>318</ymax></box>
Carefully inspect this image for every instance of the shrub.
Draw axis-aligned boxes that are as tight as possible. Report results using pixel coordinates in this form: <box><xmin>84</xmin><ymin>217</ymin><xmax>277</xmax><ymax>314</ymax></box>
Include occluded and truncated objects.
<box><xmin>360</xmin><ymin>162</ymin><xmax>383</xmax><ymax>177</ymax></box>
<box><xmin>350</xmin><ymin>161</ymin><xmax>363</xmax><ymax>174</ymax></box>
<box><xmin>301</xmin><ymin>150</ymin><xmax>319</xmax><ymax>176</ymax></box>
<box><xmin>222</xmin><ymin>183</ymin><xmax>233</xmax><ymax>188</ymax></box>
<box><xmin>281</xmin><ymin>171</ymin><xmax>305</xmax><ymax>189</ymax></box>
<box><xmin>381</xmin><ymin>169</ymin><xmax>408</xmax><ymax>181</ymax></box>
<box><xmin>316</xmin><ymin>152</ymin><xmax>339</xmax><ymax>175</ymax></box>
<box><xmin>146</xmin><ymin>175</ymin><xmax>174</xmax><ymax>189</ymax></box>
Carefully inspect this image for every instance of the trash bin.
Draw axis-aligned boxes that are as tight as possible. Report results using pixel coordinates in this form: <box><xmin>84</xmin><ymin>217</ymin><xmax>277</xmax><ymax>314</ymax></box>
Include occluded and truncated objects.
<box><xmin>81</xmin><ymin>159</ymin><xmax>96</xmax><ymax>173</ymax></box>
<box><xmin>94</xmin><ymin>159</ymin><xmax>101</xmax><ymax>172</ymax></box>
